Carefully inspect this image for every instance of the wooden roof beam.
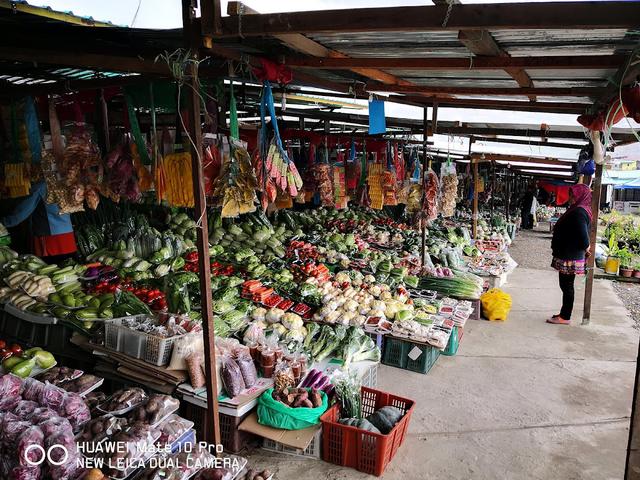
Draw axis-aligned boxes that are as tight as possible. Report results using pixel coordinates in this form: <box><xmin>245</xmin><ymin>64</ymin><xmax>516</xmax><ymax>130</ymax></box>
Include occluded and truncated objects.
<box><xmin>457</xmin><ymin>30</ymin><xmax>536</xmax><ymax>101</ymax></box>
<box><xmin>471</xmin><ymin>152</ymin><xmax>575</xmax><ymax>167</ymax></box>
<box><xmin>366</xmin><ymin>84</ymin><xmax>602</xmax><ymax>97</ymax></box>
<box><xmin>216</xmin><ymin>2</ymin><xmax>640</xmax><ymax>37</ymax></box>
<box><xmin>282</xmin><ymin>55</ymin><xmax>624</xmax><ymax>71</ymax></box>
<box><xmin>471</xmin><ymin>136</ymin><xmax>589</xmax><ymax>150</ymax></box>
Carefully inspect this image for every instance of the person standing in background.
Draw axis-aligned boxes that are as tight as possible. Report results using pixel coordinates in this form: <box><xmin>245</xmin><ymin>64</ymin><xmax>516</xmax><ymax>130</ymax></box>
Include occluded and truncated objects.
<box><xmin>547</xmin><ymin>184</ymin><xmax>592</xmax><ymax>325</ymax></box>
<box><xmin>520</xmin><ymin>186</ymin><xmax>536</xmax><ymax>229</ymax></box>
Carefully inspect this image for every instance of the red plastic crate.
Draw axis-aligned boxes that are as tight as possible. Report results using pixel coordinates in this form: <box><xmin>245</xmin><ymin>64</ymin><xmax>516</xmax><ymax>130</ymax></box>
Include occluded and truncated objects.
<box><xmin>320</xmin><ymin>387</ymin><xmax>415</xmax><ymax>476</ymax></box>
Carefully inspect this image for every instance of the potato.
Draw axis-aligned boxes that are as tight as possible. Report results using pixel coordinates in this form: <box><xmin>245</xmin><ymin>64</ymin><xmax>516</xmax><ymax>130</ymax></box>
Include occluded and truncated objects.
<box><xmin>91</xmin><ymin>421</ymin><xmax>104</xmax><ymax>435</ymax></box>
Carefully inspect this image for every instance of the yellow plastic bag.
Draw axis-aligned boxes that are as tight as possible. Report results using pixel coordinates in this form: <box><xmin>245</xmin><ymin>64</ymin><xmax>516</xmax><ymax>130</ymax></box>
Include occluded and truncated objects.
<box><xmin>480</xmin><ymin>288</ymin><xmax>512</xmax><ymax>321</ymax></box>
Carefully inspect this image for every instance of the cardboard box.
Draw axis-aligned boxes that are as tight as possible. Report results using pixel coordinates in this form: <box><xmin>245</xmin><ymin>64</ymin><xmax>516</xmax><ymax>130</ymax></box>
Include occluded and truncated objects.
<box><xmin>239</xmin><ymin>412</ymin><xmax>320</xmax><ymax>450</ymax></box>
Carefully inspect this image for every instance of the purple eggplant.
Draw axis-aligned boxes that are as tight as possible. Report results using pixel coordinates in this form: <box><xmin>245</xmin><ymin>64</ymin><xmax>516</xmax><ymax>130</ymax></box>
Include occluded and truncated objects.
<box><xmin>312</xmin><ymin>374</ymin><xmax>329</xmax><ymax>390</ymax></box>
<box><xmin>322</xmin><ymin>384</ymin><xmax>335</xmax><ymax>398</ymax></box>
<box><xmin>300</xmin><ymin>369</ymin><xmax>320</xmax><ymax>388</ymax></box>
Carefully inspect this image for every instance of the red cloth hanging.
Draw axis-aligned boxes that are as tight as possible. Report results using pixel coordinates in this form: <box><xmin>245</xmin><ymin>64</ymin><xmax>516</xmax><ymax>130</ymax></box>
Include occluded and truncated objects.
<box><xmin>253</xmin><ymin>59</ymin><xmax>293</xmax><ymax>85</ymax></box>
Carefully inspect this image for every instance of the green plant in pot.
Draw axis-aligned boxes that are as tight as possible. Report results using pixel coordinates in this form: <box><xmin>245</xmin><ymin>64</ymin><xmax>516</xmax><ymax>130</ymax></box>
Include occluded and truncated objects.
<box><xmin>604</xmin><ymin>234</ymin><xmax>621</xmax><ymax>274</ymax></box>
<box><xmin>633</xmin><ymin>258</ymin><xmax>640</xmax><ymax>279</ymax></box>
<box><xmin>617</xmin><ymin>248</ymin><xmax>634</xmax><ymax>277</ymax></box>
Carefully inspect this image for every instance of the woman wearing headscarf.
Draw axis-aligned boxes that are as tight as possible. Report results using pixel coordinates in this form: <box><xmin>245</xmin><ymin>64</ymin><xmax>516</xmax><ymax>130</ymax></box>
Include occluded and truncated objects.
<box><xmin>547</xmin><ymin>184</ymin><xmax>592</xmax><ymax>325</ymax></box>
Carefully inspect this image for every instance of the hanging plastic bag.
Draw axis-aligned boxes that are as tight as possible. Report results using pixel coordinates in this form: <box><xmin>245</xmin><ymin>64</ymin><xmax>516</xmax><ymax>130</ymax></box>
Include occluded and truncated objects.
<box><xmin>480</xmin><ymin>288</ymin><xmax>513</xmax><ymax>321</ymax></box>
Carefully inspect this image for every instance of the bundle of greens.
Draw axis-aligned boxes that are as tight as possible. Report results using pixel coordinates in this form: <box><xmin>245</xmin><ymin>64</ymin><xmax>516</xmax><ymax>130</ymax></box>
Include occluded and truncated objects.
<box><xmin>332</xmin><ymin>369</ymin><xmax>362</xmax><ymax>419</ymax></box>
<box><xmin>418</xmin><ymin>269</ymin><xmax>483</xmax><ymax>300</ymax></box>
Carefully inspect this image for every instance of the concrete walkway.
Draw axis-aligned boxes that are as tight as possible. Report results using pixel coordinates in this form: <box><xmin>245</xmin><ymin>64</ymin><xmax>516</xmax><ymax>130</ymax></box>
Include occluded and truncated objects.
<box><xmin>251</xmin><ymin>229</ymin><xmax>639</xmax><ymax>479</ymax></box>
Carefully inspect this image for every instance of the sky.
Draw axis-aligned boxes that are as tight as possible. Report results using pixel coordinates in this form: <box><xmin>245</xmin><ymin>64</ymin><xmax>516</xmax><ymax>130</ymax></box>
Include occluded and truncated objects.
<box><xmin>29</xmin><ymin>0</ymin><xmax>640</xmax><ymax>161</ymax></box>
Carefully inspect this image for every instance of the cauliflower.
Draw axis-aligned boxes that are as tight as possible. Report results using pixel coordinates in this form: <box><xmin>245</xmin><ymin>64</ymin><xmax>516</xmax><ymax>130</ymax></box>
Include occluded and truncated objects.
<box><xmin>353</xmin><ymin>315</ymin><xmax>366</xmax><ymax>326</ymax></box>
<box><xmin>363</xmin><ymin>274</ymin><xmax>376</xmax><ymax>284</ymax></box>
<box><xmin>281</xmin><ymin>312</ymin><xmax>303</xmax><ymax>330</ymax></box>
<box><xmin>369</xmin><ymin>285</ymin><xmax>382</xmax><ymax>297</ymax></box>
<box><xmin>344</xmin><ymin>299</ymin><xmax>359</xmax><ymax>312</ymax></box>
<box><xmin>380</xmin><ymin>291</ymin><xmax>393</xmax><ymax>301</ymax></box>
<box><xmin>335</xmin><ymin>272</ymin><xmax>351</xmax><ymax>284</ymax></box>
<box><xmin>252</xmin><ymin>307</ymin><xmax>267</xmax><ymax>322</ymax></box>
<box><xmin>266</xmin><ymin>308</ymin><xmax>284</xmax><ymax>324</ymax></box>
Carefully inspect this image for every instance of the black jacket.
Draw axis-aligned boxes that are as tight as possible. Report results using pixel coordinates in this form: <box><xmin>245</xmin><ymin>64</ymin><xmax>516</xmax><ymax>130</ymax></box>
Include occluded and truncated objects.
<box><xmin>551</xmin><ymin>208</ymin><xmax>591</xmax><ymax>260</ymax></box>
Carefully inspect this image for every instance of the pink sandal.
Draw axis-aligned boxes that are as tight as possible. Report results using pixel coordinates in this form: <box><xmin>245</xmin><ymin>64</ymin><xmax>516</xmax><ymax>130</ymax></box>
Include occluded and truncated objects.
<box><xmin>547</xmin><ymin>316</ymin><xmax>570</xmax><ymax>325</ymax></box>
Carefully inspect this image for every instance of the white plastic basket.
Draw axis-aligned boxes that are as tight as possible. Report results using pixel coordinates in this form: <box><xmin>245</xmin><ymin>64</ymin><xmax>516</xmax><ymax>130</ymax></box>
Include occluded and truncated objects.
<box><xmin>103</xmin><ymin>315</ymin><xmax>185</xmax><ymax>366</ymax></box>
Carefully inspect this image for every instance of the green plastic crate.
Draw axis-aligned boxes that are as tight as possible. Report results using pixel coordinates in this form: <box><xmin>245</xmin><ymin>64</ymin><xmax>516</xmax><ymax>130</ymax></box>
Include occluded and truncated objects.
<box><xmin>442</xmin><ymin>326</ymin><xmax>462</xmax><ymax>357</ymax></box>
<box><xmin>382</xmin><ymin>336</ymin><xmax>439</xmax><ymax>374</ymax></box>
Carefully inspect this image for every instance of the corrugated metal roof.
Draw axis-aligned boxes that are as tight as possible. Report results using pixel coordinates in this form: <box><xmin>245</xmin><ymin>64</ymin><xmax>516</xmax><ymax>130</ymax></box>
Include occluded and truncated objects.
<box><xmin>308</xmin><ymin>31</ymin><xmax>469</xmax><ymax>58</ymax></box>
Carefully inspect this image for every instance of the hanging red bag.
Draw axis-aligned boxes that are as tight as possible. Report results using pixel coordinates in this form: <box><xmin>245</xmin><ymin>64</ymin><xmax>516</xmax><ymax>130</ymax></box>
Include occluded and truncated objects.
<box><xmin>203</xmin><ymin>144</ymin><xmax>221</xmax><ymax>196</ymax></box>
<box><xmin>622</xmin><ymin>84</ymin><xmax>640</xmax><ymax>122</ymax></box>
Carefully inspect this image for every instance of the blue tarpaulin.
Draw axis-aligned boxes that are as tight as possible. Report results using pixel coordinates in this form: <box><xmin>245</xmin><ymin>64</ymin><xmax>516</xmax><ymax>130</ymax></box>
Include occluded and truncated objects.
<box><xmin>614</xmin><ymin>178</ymin><xmax>640</xmax><ymax>189</ymax></box>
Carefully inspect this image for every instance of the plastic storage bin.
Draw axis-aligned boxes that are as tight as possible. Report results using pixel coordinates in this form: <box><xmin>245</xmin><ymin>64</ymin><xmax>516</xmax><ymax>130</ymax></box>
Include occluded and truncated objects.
<box><xmin>320</xmin><ymin>386</ymin><xmax>415</xmax><ymax>476</ymax></box>
<box><xmin>442</xmin><ymin>327</ymin><xmax>463</xmax><ymax>356</ymax></box>
<box><xmin>104</xmin><ymin>316</ymin><xmax>182</xmax><ymax>366</ymax></box>
<box><xmin>262</xmin><ymin>428</ymin><xmax>321</xmax><ymax>459</ymax></box>
<box><xmin>180</xmin><ymin>401</ymin><xmax>258</xmax><ymax>453</ymax></box>
<box><xmin>382</xmin><ymin>336</ymin><xmax>439</xmax><ymax>374</ymax></box>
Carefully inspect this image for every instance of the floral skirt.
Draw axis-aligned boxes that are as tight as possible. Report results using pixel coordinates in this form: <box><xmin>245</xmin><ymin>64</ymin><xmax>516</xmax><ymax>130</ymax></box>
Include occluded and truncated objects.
<box><xmin>551</xmin><ymin>257</ymin><xmax>586</xmax><ymax>275</ymax></box>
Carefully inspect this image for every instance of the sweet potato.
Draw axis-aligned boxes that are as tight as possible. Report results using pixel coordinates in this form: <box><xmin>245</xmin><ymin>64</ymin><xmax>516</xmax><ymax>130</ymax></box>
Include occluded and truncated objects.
<box><xmin>293</xmin><ymin>390</ymin><xmax>309</xmax><ymax>407</ymax></box>
<box><xmin>301</xmin><ymin>399</ymin><xmax>313</xmax><ymax>408</ymax></box>
<box><xmin>310</xmin><ymin>390</ymin><xmax>322</xmax><ymax>408</ymax></box>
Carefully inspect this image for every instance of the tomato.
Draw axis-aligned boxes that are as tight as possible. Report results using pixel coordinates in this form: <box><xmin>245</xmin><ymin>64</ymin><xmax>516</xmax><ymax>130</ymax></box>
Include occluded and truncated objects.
<box><xmin>9</xmin><ymin>344</ymin><xmax>22</xmax><ymax>355</ymax></box>
<box><xmin>0</xmin><ymin>340</ymin><xmax>6</xmax><ymax>350</ymax></box>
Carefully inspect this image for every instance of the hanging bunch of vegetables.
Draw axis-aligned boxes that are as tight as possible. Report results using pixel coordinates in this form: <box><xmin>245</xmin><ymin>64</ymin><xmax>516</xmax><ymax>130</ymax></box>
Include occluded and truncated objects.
<box><xmin>440</xmin><ymin>162</ymin><xmax>458</xmax><ymax>218</ymax></box>
<box><xmin>213</xmin><ymin>138</ymin><xmax>259</xmax><ymax>217</ymax></box>
<box><xmin>104</xmin><ymin>138</ymin><xmax>142</xmax><ymax>203</ymax></box>
<box><xmin>163</xmin><ymin>151</ymin><xmax>194</xmax><ymax>207</ymax></box>
<box><xmin>414</xmin><ymin>169</ymin><xmax>439</xmax><ymax>226</ymax></box>
<box><xmin>260</xmin><ymin>82</ymin><xmax>303</xmax><ymax>201</ymax></box>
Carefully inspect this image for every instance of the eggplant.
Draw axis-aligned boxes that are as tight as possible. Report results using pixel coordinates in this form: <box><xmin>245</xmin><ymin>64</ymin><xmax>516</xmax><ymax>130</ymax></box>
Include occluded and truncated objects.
<box><xmin>322</xmin><ymin>384</ymin><xmax>335</xmax><ymax>398</ymax></box>
<box><xmin>312</xmin><ymin>374</ymin><xmax>329</xmax><ymax>390</ymax></box>
<box><xmin>300</xmin><ymin>369</ymin><xmax>320</xmax><ymax>388</ymax></box>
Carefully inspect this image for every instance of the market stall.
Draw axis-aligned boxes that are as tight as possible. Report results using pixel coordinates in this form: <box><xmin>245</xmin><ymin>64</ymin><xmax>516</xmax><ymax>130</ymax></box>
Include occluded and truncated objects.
<box><xmin>0</xmin><ymin>0</ymin><xmax>637</xmax><ymax>477</ymax></box>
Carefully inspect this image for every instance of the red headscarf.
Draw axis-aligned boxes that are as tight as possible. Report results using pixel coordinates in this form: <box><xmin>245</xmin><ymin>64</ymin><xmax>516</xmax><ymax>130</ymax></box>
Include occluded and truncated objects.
<box><xmin>558</xmin><ymin>184</ymin><xmax>593</xmax><ymax>225</ymax></box>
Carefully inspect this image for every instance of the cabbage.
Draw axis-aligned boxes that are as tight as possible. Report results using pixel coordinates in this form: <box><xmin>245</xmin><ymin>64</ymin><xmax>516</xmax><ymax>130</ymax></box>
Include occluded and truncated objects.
<box><xmin>252</xmin><ymin>307</ymin><xmax>267</xmax><ymax>322</ymax></box>
<box><xmin>395</xmin><ymin>309</ymin><xmax>414</xmax><ymax>322</ymax></box>
<box><xmin>213</xmin><ymin>300</ymin><xmax>235</xmax><ymax>314</ymax></box>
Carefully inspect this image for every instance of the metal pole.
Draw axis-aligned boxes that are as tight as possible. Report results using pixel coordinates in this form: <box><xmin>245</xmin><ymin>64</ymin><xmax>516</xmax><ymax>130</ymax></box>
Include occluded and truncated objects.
<box><xmin>505</xmin><ymin>167</ymin><xmax>511</xmax><ymax>221</ymax></box>
<box><xmin>182</xmin><ymin>0</ymin><xmax>221</xmax><ymax>445</ymax></box>
<box><xmin>582</xmin><ymin>162</ymin><xmax>603</xmax><ymax>325</ymax></box>
<box><xmin>420</xmin><ymin>106</ymin><xmax>428</xmax><ymax>266</ymax></box>
<box><xmin>490</xmin><ymin>161</ymin><xmax>496</xmax><ymax>218</ymax></box>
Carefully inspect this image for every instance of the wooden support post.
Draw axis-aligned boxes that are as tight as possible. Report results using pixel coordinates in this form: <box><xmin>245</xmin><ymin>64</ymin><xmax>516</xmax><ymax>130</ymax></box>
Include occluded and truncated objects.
<box><xmin>182</xmin><ymin>0</ymin><xmax>221</xmax><ymax>446</ymax></box>
<box><xmin>99</xmin><ymin>89</ymin><xmax>110</xmax><ymax>153</ymax></box>
<box><xmin>421</xmin><ymin>106</ymin><xmax>429</xmax><ymax>267</ymax></box>
<box><xmin>582</xmin><ymin>162</ymin><xmax>603</xmax><ymax>325</ymax></box>
<box><xmin>625</xmin><ymin>338</ymin><xmax>640</xmax><ymax>479</ymax></box>
<box><xmin>472</xmin><ymin>157</ymin><xmax>479</xmax><ymax>240</ymax></box>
